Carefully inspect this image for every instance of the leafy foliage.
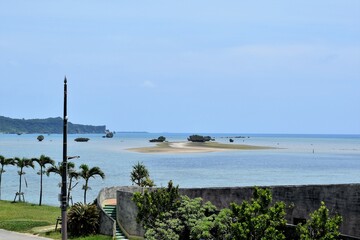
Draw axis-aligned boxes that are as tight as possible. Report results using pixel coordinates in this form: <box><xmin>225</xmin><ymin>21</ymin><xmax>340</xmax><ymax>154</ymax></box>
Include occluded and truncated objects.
<box><xmin>67</xmin><ymin>203</ymin><xmax>100</xmax><ymax>237</ymax></box>
<box><xmin>130</xmin><ymin>162</ymin><xmax>155</xmax><ymax>187</ymax></box>
<box><xmin>145</xmin><ymin>212</ymin><xmax>183</xmax><ymax>240</ymax></box>
<box><xmin>46</xmin><ymin>161</ymin><xmax>79</xmax><ymax>205</ymax></box>
<box><xmin>133</xmin><ymin>180</ymin><xmax>180</xmax><ymax>229</ymax></box>
<box><xmin>32</xmin><ymin>155</ymin><xmax>54</xmax><ymax>206</ymax></box>
<box><xmin>145</xmin><ymin>195</ymin><xmax>218</xmax><ymax>240</ymax></box>
<box><xmin>297</xmin><ymin>201</ymin><xmax>342</xmax><ymax>240</ymax></box>
<box><xmin>0</xmin><ymin>155</ymin><xmax>15</xmax><ymax>200</ymax></box>
<box><xmin>79</xmin><ymin>164</ymin><xmax>105</xmax><ymax>204</ymax></box>
<box><xmin>225</xmin><ymin>187</ymin><xmax>287</xmax><ymax>240</ymax></box>
<box><xmin>14</xmin><ymin>157</ymin><xmax>35</xmax><ymax>202</ymax></box>
<box><xmin>192</xmin><ymin>187</ymin><xmax>287</xmax><ymax>240</ymax></box>
<box><xmin>134</xmin><ymin>186</ymin><xmax>287</xmax><ymax>240</ymax></box>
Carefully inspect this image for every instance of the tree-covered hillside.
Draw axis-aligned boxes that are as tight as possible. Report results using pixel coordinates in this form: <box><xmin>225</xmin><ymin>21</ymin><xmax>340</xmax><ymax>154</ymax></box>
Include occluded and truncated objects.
<box><xmin>0</xmin><ymin>116</ymin><xmax>106</xmax><ymax>134</ymax></box>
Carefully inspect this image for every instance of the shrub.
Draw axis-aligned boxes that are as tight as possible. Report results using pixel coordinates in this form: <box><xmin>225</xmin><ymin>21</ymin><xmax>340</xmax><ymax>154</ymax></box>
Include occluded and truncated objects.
<box><xmin>133</xmin><ymin>180</ymin><xmax>180</xmax><ymax>229</ymax></box>
<box><xmin>67</xmin><ymin>203</ymin><xmax>100</xmax><ymax>237</ymax></box>
<box><xmin>135</xmin><ymin>186</ymin><xmax>287</xmax><ymax>240</ymax></box>
<box><xmin>297</xmin><ymin>201</ymin><xmax>342</xmax><ymax>240</ymax></box>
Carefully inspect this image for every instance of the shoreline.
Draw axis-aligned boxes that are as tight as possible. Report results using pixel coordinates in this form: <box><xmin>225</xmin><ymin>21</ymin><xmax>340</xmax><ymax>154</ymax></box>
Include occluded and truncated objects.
<box><xmin>127</xmin><ymin>141</ymin><xmax>274</xmax><ymax>154</ymax></box>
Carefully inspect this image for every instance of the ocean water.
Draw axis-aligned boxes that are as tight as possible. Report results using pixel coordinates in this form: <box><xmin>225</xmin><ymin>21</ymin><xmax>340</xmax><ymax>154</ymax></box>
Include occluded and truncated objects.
<box><xmin>0</xmin><ymin>133</ymin><xmax>359</xmax><ymax>206</ymax></box>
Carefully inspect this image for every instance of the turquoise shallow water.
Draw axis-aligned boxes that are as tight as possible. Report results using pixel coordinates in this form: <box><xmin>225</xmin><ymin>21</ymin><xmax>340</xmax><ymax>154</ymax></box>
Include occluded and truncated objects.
<box><xmin>0</xmin><ymin>133</ymin><xmax>359</xmax><ymax>206</ymax></box>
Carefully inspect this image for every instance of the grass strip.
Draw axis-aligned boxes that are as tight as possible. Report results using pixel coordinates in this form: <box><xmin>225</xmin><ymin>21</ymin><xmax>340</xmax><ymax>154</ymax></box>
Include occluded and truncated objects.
<box><xmin>0</xmin><ymin>200</ymin><xmax>59</xmax><ymax>232</ymax></box>
<box><xmin>0</xmin><ymin>219</ymin><xmax>51</xmax><ymax>232</ymax></box>
<box><xmin>0</xmin><ymin>200</ymin><xmax>112</xmax><ymax>240</ymax></box>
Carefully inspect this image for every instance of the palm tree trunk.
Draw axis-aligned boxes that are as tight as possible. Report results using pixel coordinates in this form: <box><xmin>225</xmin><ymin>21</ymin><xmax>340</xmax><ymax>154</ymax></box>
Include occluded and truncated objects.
<box><xmin>0</xmin><ymin>166</ymin><xmax>3</xmax><ymax>200</ymax></box>
<box><xmin>18</xmin><ymin>171</ymin><xmax>22</xmax><ymax>202</ymax></box>
<box><xmin>0</xmin><ymin>170</ymin><xmax>3</xmax><ymax>200</ymax></box>
<box><xmin>67</xmin><ymin>177</ymin><xmax>72</xmax><ymax>205</ymax></box>
<box><xmin>39</xmin><ymin>166</ymin><xmax>43</xmax><ymax>206</ymax></box>
<box><xmin>84</xmin><ymin>179</ymin><xmax>88</xmax><ymax>204</ymax></box>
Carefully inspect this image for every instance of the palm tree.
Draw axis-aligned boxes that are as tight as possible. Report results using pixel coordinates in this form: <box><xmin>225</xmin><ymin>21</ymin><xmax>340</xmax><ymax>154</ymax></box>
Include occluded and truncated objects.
<box><xmin>47</xmin><ymin>161</ymin><xmax>79</xmax><ymax>205</ymax></box>
<box><xmin>67</xmin><ymin>167</ymin><xmax>80</xmax><ymax>205</ymax></box>
<box><xmin>130</xmin><ymin>162</ymin><xmax>155</xmax><ymax>187</ymax></box>
<box><xmin>78</xmin><ymin>164</ymin><xmax>105</xmax><ymax>204</ymax></box>
<box><xmin>0</xmin><ymin>155</ymin><xmax>15</xmax><ymax>200</ymax></box>
<box><xmin>32</xmin><ymin>155</ymin><xmax>55</xmax><ymax>206</ymax></box>
<box><xmin>14</xmin><ymin>157</ymin><xmax>34</xmax><ymax>202</ymax></box>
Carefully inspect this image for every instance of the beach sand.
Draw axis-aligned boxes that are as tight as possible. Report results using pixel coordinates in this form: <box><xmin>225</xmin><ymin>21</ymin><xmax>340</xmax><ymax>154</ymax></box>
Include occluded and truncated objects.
<box><xmin>127</xmin><ymin>141</ymin><xmax>273</xmax><ymax>154</ymax></box>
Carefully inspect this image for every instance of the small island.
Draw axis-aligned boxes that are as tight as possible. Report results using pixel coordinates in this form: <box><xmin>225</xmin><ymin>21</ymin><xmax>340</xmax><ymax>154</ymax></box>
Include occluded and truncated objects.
<box><xmin>103</xmin><ymin>130</ymin><xmax>115</xmax><ymax>138</ymax></box>
<box><xmin>37</xmin><ymin>135</ymin><xmax>45</xmax><ymax>142</ymax></box>
<box><xmin>74</xmin><ymin>137</ymin><xmax>90</xmax><ymax>142</ymax></box>
<box><xmin>149</xmin><ymin>136</ymin><xmax>166</xmax><ymax>143</ymax></box>
<box><xmin>187</xmin><ymin>135</ymin><xmax>214</xmax><ymax>142</ymax></box>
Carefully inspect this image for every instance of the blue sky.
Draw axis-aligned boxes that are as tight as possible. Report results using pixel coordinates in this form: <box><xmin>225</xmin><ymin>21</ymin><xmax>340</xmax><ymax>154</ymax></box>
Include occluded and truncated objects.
<box><xmin>1</xmin><ymin>1</ymin><xmax>359</xmax><ymax>134</ymax></box>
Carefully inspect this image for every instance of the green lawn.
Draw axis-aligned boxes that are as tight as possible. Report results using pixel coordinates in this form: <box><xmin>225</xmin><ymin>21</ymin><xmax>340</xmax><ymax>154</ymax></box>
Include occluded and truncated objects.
<box><xmin>0</xmin><ymin>200</ymin><xmax>112</xmax><ymax>240</ymax></box>
<box><xmin>0</xmin><ymin>200</ymin><xmax>59</xmax><ymax>232</ymax></box>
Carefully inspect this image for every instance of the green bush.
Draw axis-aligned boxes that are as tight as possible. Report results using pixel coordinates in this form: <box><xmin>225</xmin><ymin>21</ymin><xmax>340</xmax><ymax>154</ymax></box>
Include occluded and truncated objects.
<box><xmin>134</xmin><ymin>186</ymin><xmax>287</xmax><ymax>240</ymax></box>
<box><xmin>67</xmin><ymin>203</ymin><xmax>100</xmax><ymax>237</ymax></box>
<box><xmin>133</xmin><ymin>180</ymin><xmax>180</xmax><ymax>228</ymax></box>
<box><xmin>297</xmin><ymin>201</ymin><xmax>342</xmax><ymax>240</ymax></box>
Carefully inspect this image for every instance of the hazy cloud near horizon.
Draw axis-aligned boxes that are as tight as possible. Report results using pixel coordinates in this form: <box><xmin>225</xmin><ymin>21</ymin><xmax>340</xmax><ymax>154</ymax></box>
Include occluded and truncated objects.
<box><xmin>1</xmin><ymin>1</ymin><xmax>359</xmax><ymax>134</ymax></box>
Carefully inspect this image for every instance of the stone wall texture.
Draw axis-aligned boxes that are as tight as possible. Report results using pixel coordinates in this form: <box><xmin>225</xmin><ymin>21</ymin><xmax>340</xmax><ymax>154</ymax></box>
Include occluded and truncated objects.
<box><xmin>97</xmin><ymin>186</ymin><xmax>128</xmax><ymax>237</ymax></box>
<box><xmin>116</xmin><ymin>184</ymin><xmax>360</xmax><ymax>238</ymax></box>
<box><xmin>117</xmin><ymin>187</ymin><xmax>145</xmax><ymax>237</ymax></box>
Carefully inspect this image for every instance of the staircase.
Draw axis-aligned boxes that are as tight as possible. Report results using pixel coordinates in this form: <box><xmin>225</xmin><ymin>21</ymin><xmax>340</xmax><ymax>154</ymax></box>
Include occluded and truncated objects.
<box><xmin>103</xmin><ymin>205</ymin><xmax>127</xmax><ymax>240</ymax></box>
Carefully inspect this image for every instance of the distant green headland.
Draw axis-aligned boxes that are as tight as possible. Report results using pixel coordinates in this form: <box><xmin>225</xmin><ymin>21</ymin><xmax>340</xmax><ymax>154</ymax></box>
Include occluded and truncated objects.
<box><xmin>0</xmin><ymin>116</ymin><xmax>106</xmax><ymax>134</ymax></box>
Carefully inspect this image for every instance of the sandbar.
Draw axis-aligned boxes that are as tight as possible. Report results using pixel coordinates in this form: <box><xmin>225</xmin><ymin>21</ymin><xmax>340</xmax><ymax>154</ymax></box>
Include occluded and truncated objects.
<box><xmin>127</xmin><ymin>141</ymin><xmax>273</xmax><ymax>154</ymax></box>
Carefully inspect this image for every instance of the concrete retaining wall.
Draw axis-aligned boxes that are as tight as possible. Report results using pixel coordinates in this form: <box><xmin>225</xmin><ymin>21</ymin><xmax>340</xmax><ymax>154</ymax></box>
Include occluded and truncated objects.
<box><xmin>116</xmin><ymin>184</ymin><xmax>360</xmax><ymax>238</ymax></box>
<box><xmin>270</xmin><ymin>184</ymin><xmax>360</xmax><ymax>237</ymax></box>
<box><xmin>97</xmin><ymin>186</ymin><xmax>128</xmax><ymax>237</ymax></box>
<box><xmin>117</xmin><ymin>187</ymin><xmax>145</xmax><ymax>238</ymax></box>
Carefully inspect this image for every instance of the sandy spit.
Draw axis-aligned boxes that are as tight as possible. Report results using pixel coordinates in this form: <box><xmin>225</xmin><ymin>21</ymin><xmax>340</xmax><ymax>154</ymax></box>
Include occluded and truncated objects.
<box><xmin>127</xmin><ymin>141</ymin><xmax>273</xmax><ymax>154</ymax></box>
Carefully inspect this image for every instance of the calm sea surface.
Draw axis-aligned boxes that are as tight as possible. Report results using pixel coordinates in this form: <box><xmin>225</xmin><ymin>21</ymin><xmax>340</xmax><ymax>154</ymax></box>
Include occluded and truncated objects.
<box><xmin>0</xmin><ymin>133</ymin><xmax>359</xmax><ymax>206</ymax></box>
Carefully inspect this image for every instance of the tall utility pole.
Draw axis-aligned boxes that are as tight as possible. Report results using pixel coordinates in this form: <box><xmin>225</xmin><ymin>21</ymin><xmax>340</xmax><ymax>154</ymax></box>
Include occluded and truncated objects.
<box><xmin>61</xmin><ymin>77</ymin><xmax>68</xmax><ymax>240</ymax></box>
